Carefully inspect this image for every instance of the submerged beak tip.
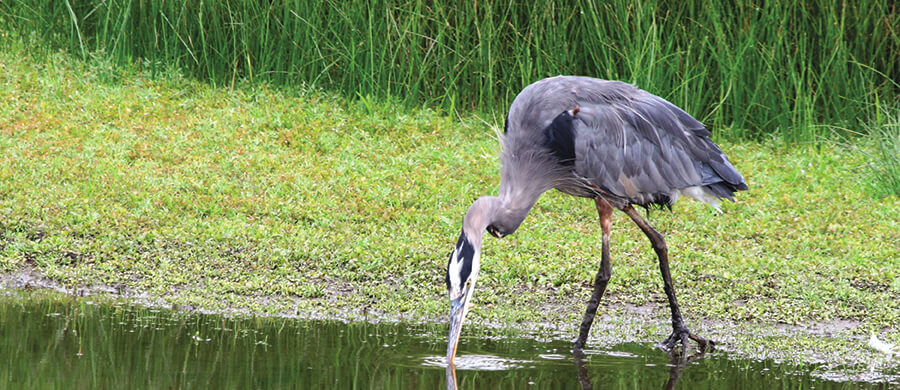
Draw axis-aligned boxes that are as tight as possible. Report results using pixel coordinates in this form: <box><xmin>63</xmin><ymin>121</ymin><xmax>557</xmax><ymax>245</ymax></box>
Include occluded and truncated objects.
<box><xmin>446</xmin><ymin>296</ymin><xmax>467</xmax><ymax>362</ymax></box>
<box><xmin>447</xmin><ymin>281</ymin><xmax>476</xmax><ymax>363</ymax></box>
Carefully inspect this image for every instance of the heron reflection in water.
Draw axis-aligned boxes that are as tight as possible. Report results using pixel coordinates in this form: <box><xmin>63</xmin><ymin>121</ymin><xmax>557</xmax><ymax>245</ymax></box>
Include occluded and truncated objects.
<box><xmin>444</xmin><ymin>349</ymin><xmax>708</xmax><ymax>389</ymax></box>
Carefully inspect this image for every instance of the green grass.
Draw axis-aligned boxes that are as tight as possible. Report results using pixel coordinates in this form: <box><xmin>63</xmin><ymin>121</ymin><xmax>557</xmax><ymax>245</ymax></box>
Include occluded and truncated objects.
<box><xmin>866</xmin><ymin>108</ymin><xmax>900</xmax><ymax>198</ymax></box>
<box><xmin>1</xmin><ymin>0</ymin><xmax>897</xmax><ymax>142</ymax></box>
<box><xmin>1</xmin><ymin>42</ymin><xmax>899</xmax><ymax>352</ymax></box>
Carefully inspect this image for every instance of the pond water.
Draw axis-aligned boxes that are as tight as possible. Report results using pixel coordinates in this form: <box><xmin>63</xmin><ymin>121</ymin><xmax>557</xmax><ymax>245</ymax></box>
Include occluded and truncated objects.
<box><xmin>0</xmin><ymin>292</ymin><xmax>895</xmax><ymax>389</ymax></box>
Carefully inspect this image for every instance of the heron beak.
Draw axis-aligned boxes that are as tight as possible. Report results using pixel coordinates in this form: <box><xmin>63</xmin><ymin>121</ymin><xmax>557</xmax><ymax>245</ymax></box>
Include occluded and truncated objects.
<box><xmin>446</xmin><ymin>281</ymin><xmax>475</xmax><ymax>364</ymax></box>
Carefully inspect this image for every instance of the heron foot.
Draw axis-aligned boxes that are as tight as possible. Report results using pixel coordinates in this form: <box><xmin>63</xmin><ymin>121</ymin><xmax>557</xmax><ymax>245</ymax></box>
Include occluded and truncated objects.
<box><xmin>658</xmin><ymin>327</ymin><xmax>714</xmax><ymax>355</ymax></box>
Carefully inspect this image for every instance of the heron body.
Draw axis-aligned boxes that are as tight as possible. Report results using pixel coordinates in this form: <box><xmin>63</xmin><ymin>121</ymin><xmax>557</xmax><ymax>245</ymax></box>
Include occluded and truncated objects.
<box><xmin>445</xmin><ymin>76</ymin><xmax>748</xmax><ymax>362</ymax></box>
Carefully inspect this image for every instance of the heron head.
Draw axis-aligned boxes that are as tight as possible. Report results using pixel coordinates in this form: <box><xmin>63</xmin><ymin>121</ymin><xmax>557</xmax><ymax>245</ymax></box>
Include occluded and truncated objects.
<box><xmin>445</xmin><ymin>229</ymin><xmax>480</xmax><ymax>363</ymax></box>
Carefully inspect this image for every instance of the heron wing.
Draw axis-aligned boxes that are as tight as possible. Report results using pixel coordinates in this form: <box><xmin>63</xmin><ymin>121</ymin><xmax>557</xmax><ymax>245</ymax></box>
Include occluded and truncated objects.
<box><xmin>572</xmin><ymin>87</ymin><xmax>747</xmax><ymax>207</ymax></box>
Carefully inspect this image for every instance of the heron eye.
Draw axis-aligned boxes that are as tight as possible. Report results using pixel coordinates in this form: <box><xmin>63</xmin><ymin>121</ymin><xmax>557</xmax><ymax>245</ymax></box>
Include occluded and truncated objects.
<box><xmin>487</xmin><ymin>225</ymin><xmax>501</xmax><ymax>238</ymax></box>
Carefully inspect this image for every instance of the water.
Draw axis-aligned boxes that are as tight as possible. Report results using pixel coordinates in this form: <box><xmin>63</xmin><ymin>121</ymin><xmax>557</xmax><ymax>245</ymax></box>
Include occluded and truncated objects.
<box><xmin>0</xmin><ymin>292</ymin><xmax>895</xmax><ymax>389</ymax></box>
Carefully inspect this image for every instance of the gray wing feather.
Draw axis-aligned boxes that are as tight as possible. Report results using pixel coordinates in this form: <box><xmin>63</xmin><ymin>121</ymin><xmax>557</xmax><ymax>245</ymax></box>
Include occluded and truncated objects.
<box><xmin>570</xmin><ymin>82</ymin><xmax>745</xmax><ymax>205</ymax></box>
<box><xmin>502</xmin><ymin>76</ymin><xmax>746</xmax><ymax>208</ymax></box>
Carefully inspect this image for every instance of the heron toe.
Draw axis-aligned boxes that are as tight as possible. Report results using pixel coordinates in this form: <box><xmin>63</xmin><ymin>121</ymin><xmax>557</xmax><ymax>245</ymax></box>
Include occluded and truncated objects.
<box><xmin>659</xmin><ymin>327</ymin><xmax>712</xmax><ymax>354</ymax></box>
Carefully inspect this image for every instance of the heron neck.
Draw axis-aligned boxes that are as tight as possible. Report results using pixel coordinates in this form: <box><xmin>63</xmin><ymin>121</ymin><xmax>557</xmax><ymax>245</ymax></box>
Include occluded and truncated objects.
<box><xmin>462</xmin><ymin>195</ymin><xmax>536</xmax><ymax>243</ymax></box>
<box><xmin>461</xmin><ymin>197</ymin><xmax>499</xmax><ymax>248</ymax></box>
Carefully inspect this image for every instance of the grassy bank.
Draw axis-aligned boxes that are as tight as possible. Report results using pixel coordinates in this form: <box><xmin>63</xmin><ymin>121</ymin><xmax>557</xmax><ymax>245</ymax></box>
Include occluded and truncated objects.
<box><xmin>2</xmin><ymin>0</ymin><xmax>897</xmax><ymax>142</ymax></box>
<box><xmin>1</xmin><ymin>42</ymin><xmax>899</xmax><ymax>354</ymax></box>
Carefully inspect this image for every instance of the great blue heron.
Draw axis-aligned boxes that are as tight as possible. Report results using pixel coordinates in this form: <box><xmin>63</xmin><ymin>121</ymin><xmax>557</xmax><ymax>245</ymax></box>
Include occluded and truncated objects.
<box><xmin>445</xmin><ymin>76</ymin><xmax>748</xmax><ymax>363</ymax></box>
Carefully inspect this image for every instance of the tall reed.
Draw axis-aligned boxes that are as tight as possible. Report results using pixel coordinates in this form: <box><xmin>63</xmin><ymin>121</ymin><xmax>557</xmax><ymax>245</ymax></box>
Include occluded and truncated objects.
<box><xmin>866</xmin><ymin>107</ymin><xmax>900</xmax><ymax>197</ymax></box>
<box><xmin>2</xmin><ymin>0</ymin><xmax>896</xmax><ymax>141</ymax></box>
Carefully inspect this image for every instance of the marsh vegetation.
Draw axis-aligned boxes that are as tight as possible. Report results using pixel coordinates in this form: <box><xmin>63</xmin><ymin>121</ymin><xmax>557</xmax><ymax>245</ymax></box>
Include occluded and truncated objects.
<box><xmin>0</xmin><ymin>1</ymin><xmax>898</xmax><ymax>383</ymax></box>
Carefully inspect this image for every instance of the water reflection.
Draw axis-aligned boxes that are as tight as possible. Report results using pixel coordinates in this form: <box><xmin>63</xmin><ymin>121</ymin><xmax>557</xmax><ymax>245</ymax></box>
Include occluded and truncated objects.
<box><xmin>574</xmin><ymin>350</ymin><xmax>592</xmax><ymax>389</ymax></box>
<box><xmin>573</xmin><ymin>348</ymin><xmax>710</xmax><ymax>390</ymax></box>
<box><xmin>1</xmin><ymin>292</ymin><xmax>896</xmax><ymax>389</ymax></box>
<box><xmin>439</xmin><ymin>340</ymin><xmax>896</xmax><ymax>389</ymax></box>
<box><xmin>425</xmin><ymin>354</ymin><xmax>531</xmax><ymax>371</ymax></box>
<box><xmin>446</xmin><ymin>364</ymin><xmax>458</xmax><ymax>390</ymax></box>
<box><xmin>444</xmin><ymin>349</ymin><xmax>707</xmax><ymax>390</ymax></box>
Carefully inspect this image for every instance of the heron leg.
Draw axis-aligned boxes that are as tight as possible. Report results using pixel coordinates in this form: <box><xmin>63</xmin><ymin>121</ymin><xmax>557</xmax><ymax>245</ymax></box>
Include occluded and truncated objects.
<box><xmin>621</xmin><ymin>205</ymin><xmax>711</xmax><ymax>353</ymax></box>
<box><xmin>574</xmin><ymin>197</ymin><xmax>613</xmax><ymax>351</ymax></box>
